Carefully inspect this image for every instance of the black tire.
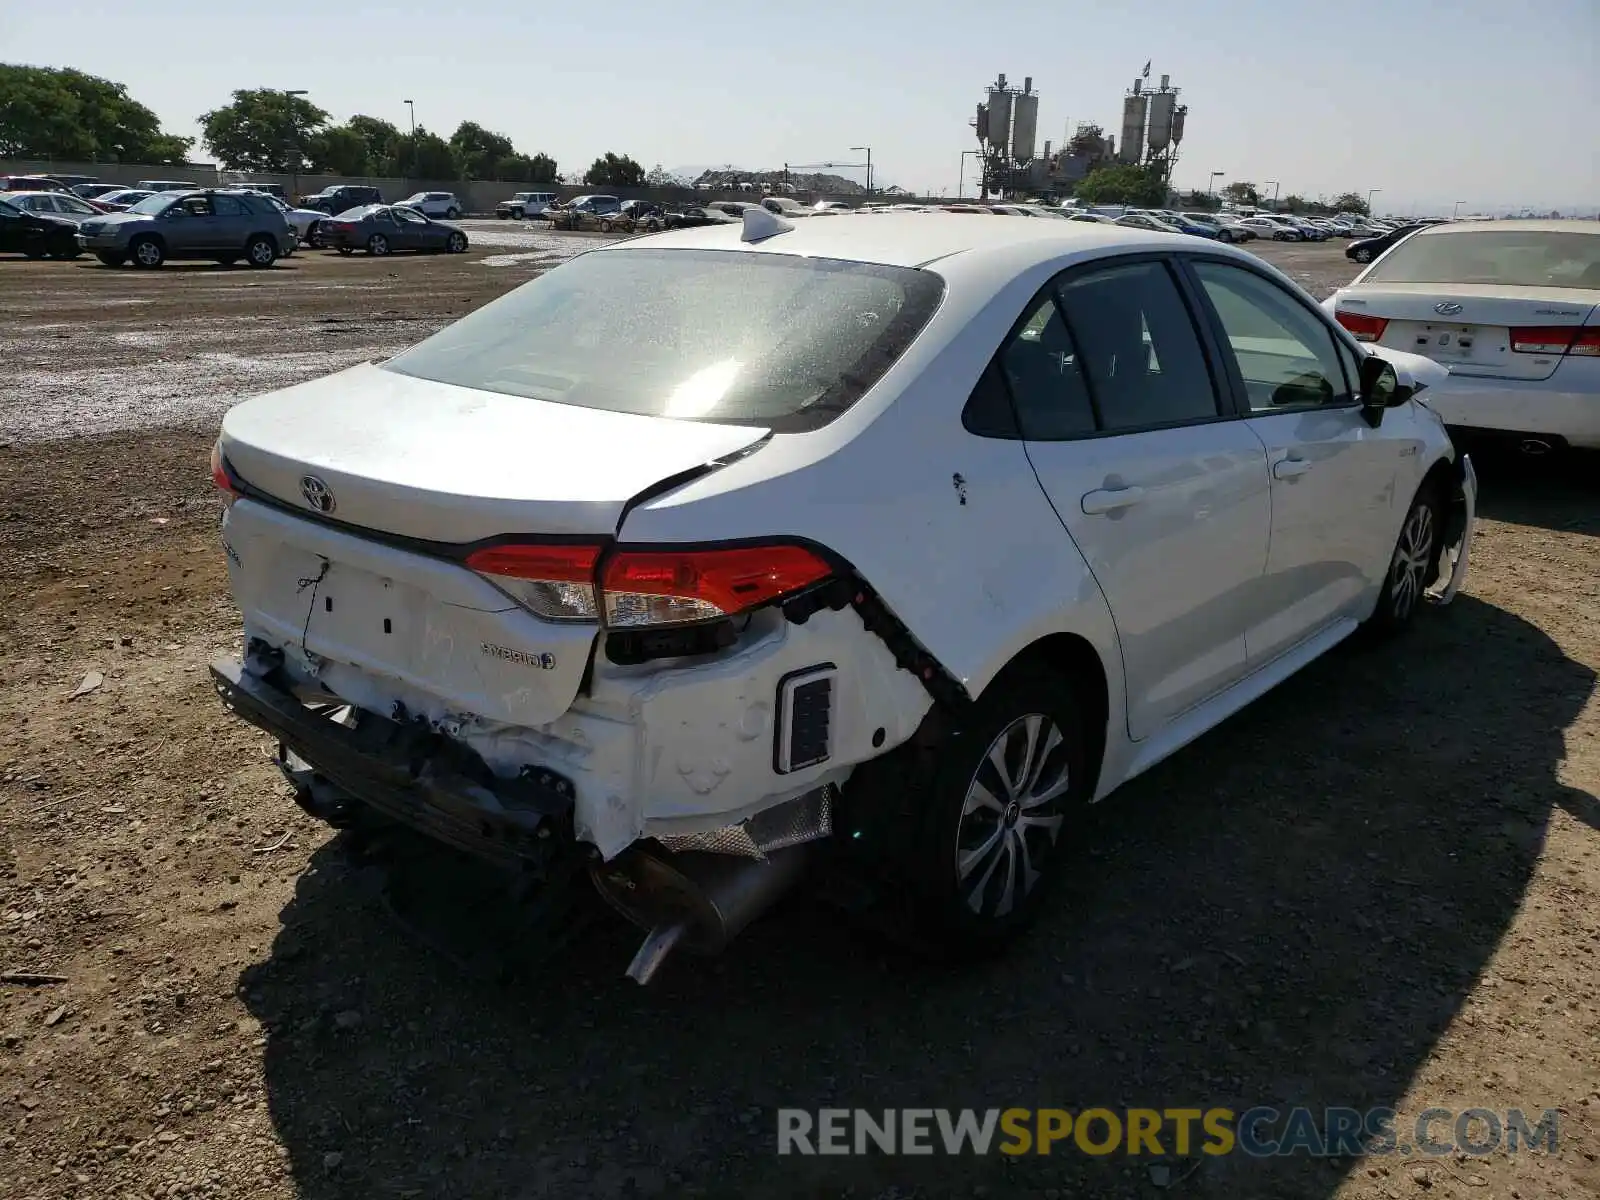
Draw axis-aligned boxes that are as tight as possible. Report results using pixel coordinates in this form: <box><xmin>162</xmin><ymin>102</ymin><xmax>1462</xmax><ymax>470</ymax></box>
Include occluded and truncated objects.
<box><xmin>445</xmin><ymin>207</ymin><xmax>460</xmax><ymax>219</ymax></box>
<box><xmin>129</xmin><ymin>236</ymin><xmax>165</xmax><ymax>268</ymax></box>
<box><xmin>50</xmin><ymin>240</ymin><xmax>83</xmax><ymax>259</ymax></box>
<box><xmin>1353</xmin><ymin>247</ymin><xmax>1374</xmax><ymax>263</ymax></box>
<box><xmin>307</xmin><ymin>225</ymin><xmax>324</xmax><ymax>249</ymax></box>
<box><xmin>244</xmin><ymin>235</ymin><xmax>277</xmax><ymax>268</ymax></box>
<box><xmin>23</xmin><ymin>245</ymin><xmax>47</xmax><ymax>259</ymax></box>
<box><xmin>336</xmin><ymin>246</ymin><xmax>353</xmax><ymax>256</ymax></box>
<box><xmin>95</xmin><ymin>252</ymin><xmax>126</xmax><ymax>267</ymax></box>
<box><xmin>214</xmin><ymin>255</ymin><xmax>239</xmax><ymax>266</ymax></box>
<box><xmin>446</xmin><ymin>231</ymin><xmax>467</xmax><ymax>254</ymax></box>
<box><xmin>367</xmin><ymin>233</ymin><xmax>389</xmax><ymax>256</ymax></box>
<box><xmin>884</xmin><ymin>664</ymin><xmax>1089</xmax><ymax>955</ymax></box>
<box><xmin>1368</xmin><ymin>482</ymin><xmax>1445</xmax><ymax>635</ymax></box>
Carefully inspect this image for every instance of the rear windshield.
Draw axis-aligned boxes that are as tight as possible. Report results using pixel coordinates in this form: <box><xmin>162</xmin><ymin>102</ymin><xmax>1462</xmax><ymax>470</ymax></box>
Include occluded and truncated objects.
<box><xmin>1364</xmin><ymin>229</ymin><xmax>1600</xmax><ymax>288</ymax></box>
<box><xmin>382</xmin><ymin>247</ymin><xmax>945</xmax><ymax>432</ymax></box>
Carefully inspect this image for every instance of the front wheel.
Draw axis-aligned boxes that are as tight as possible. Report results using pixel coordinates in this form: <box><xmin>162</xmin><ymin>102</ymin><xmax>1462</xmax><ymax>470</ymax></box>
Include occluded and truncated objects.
<box><xmin>367</xmin><ymin>234</ymin><xmax>389</xmax><ymax>256</ymax></box>
<box><xmin>445</xmin><ymin>207</ymin><xmax>460</xmax><ymax>219</ymax></box>
<box><xmin>888</xmin><ymin>664</ymin><xmax>1089</xmax><ymax>955</ymax></box>
<box><xmin>446</xmin><ymin>231</ymin><xmax>467</xmax><ymax>253</ymax></box>
<box><xmin>1369</xmin><ymin>485</ymin><xmax>1444</xmax><ymax>634</ymax></box>
<box><xmin>129</xmin><ymin>236</ymin><xmax>165</xmax><ymax>268</ymax></box>
<box><xmin>1353</xmin><ymin>247</ymin><xmax>1374</xmax><ymax>263</ymax></box>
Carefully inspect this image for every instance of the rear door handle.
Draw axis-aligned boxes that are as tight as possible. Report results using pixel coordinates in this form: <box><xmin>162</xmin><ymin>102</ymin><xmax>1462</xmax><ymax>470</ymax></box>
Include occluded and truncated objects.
<box><xmin>1273</xmin><ymin>457</ymin><xmax>1313</xmax><ymax>480</ymax></box>
<box><xmin>1081</xmin><ymin>486</ymin><xmax>1146</xmax><ymax>515</ymax></box>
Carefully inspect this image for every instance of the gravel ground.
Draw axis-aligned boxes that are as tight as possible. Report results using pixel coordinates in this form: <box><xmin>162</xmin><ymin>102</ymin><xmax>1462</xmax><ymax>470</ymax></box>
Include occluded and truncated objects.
<box><xmin>0</xmin><ymin>235</ymin><xmax>1596</xmax><ymax>1200</ymax></box>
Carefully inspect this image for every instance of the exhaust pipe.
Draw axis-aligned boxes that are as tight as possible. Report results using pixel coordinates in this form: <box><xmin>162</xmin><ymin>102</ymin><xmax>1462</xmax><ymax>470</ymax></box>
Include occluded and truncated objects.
<box><xmin>1519</xmin><ymin>438</ymin><xmax>1553</xmax><ymax>456</ymax></box>
<box><xmin>591</xmin><ymin>844</ymin><xmax>811</xmax><ymax>984</ymax></box>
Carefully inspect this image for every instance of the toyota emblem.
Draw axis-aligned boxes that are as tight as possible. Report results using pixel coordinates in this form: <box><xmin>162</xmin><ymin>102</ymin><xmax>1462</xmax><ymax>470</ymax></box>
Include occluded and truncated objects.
<box><xmin>299</xmin><ymin>475</ymin><xmax>336</xmax><ymax>514</ymax></box>
<box><xmin>1433</xmin><ymin>301</ymin><xmax>1464</xmax><ymax>316</ymax></box>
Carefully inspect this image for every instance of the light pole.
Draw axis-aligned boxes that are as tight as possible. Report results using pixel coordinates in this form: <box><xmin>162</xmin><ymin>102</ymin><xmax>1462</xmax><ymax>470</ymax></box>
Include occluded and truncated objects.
<box><xmin>850</xmin><ymin>146</ymin><xmax>872</xmax><ymax>197</ymax></box>
<box><xmin>284</xmin><ymin>89</ymin><xmax>308</xmax><ymax>198</ymax></box>
<box><xmin>1263</xmin><ymin>180</ymin><xmax>1280</xmax><ymax>210</ymax></box>
<box><xmin>404</xmin><ymin>99</ymin><xmax>416</xmax><ymax>137</ymax></box>
<box><xmin>1366</xmin><ymin>187</ymin><xmax>1381</xmax><ymax>215</ymax></box>
<box><xmin>1453</xmin><ymin>199</ymin><xmax>1465</xmax><ymax>218</ymax></box>
<box><xmin>958</xmin><ymin>150</ymin><xmax>982</xmax><ymax>199</ymax></box>
<box><xmin>1208</xmin><ymin>170</ymin><xmax>1224</xmax><ymax>205</ymax></box>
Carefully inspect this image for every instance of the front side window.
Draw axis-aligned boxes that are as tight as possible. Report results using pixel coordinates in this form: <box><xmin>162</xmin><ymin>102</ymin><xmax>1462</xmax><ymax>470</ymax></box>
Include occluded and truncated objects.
<box><xmin>128</xmin><ymin>194</ymin><xmax>178</xmax><ymax>216</ymax></box>
<box><xmin>1191</xmin><ymin>261</ymin><xmax>1352</xmax><ymax>411</ymax></box>
<box><xmin>383</xmin><ymin>247</ymin><xmax>945</xmax><ymax>432</ymax></box>
<box><xmin>1054</xmin><ymin>260</ymin><xmax>1219</xmax><ymax>431</ymax></box>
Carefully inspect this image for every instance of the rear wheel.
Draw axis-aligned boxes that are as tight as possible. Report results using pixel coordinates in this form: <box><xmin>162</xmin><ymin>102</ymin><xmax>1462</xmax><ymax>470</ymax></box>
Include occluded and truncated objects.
<box><xmin>51</xmin><ymin>241</ymin><xmax>83</xmax><ymax>259</ymax></box>
<box><xmin>130</xmin><ymin>236</ymin><xmax>165</xmax><ymax>268</ymax></box>
<box><xmin>306</xmin><ymin>225</ymin><xmax>325</xmax><ymax>249</ymax></box>
<box><xmin>445</xmin><ymin>206</ymin><xmax>460</xmax><ymax>219</ymax></box>
<box><xmin>367</xmin><ymin>233</ymin><xmax>389</xmax><ymax>256</ymax></box>
<box><xmin>889</xmin><ymin>665</ymin><xmax>1089</xmax><ymax>955</ymax></box>
<box><xmin>245</xmin><ymin>235</ymin><xmax>277</xmax><ymax>268</ymax></box>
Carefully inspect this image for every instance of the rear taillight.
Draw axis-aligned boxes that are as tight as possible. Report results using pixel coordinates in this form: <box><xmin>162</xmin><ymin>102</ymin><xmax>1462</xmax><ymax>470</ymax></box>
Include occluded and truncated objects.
<box><xmin>464</xmin><ymin>542</ymin><xmax>603</xmax><ymax>622</ymax></box>
<box><xmin>210</xmin><ymin>440</ymin><xmax>240</xmax><ymax>505</ymax></box>
<box><xmin>1509</xmin><ymin>325</ymin><xmax>1600</xmax><ymax>356</ymax></box>
<box><xmin>601</xmin><ymin>544</ymin><xmax>834</xmax><ymax>628</ymax></box>
<box><xmin>464</xmin><ymin>540</ymin><xmax>835</xmax><ymax>628</ymax></box>
<box><xmin>1335</xmin><ymin>310</ymin><xmax>1389</xmax><ymax>342</ymax></box>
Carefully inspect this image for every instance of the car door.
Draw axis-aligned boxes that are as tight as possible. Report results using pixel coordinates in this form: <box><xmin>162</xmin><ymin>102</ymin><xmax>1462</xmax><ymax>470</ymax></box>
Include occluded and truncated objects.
<box><xmin>209</xmin><ymin>194</ymin><xmax>249</xmax><ymax>249</ymax></box>
<box><xmin>390</xmin><ymin>205</ymin><xmax>429</xmax><ymax>249</ymax></box>
<box><xmin>167</xmin><ymin>195</ymin><xmax>220</xmax><ymax>251</ymax></box>
<box><xmin>1001</xmin><ymin>256</ymin><xmax>1272</xmax><ymax>741</ymax></box>
<box><xmin>1183</xmin><ymin>257</ymin><xmax>1406</xmax><ymax>664</ymax></box>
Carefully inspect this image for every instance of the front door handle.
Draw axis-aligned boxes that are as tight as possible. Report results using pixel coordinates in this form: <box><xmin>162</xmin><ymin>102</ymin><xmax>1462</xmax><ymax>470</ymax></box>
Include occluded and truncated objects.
<box><xmin>1081</xmin><ymin>485</ymin><xmax>1146</xmax><ymax>515</ymax></box>
<box><xmin>1273</xmin><ymin>457</ymin><xmax>1313</xmax><ymax>480</ymax></box>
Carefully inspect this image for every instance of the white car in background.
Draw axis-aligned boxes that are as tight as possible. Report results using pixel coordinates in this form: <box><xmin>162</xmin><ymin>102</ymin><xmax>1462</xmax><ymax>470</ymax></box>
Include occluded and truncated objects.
<box><xmin>209</xmin><ymin>211</ymin><xmax>1475</xmax><ymax>982</ymax></box>
<box><xmin>1325</xmin><ymin>219</ymin><xmax>1600</xmax><ymax>452</ymax></box>
<box><xmin>1237</xmin><ymin>216</ymin><xmax>1301</xmax><ymax>241</ymax></box>
<box><xmin>396</xmin><ymin>191</ymin><xmax>463</xmax><ymax>220</ymax></box>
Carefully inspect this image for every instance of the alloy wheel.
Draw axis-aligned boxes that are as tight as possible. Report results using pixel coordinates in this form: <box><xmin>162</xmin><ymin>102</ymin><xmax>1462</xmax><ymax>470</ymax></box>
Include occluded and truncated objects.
<box><xmin>955</xmin><ymin>713</ymin><xmax>1070</xmax><ymax>918</ymax></box>
<box><xmin>1389</xmin><ymin>503</ymin><xmax>1436</xmax><ymax>621</ymax></box>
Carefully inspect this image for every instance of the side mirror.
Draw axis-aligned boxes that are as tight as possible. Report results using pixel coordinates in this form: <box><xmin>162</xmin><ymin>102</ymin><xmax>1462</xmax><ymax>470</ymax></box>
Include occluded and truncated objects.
<box><xmin>1357</xmin><ymin>355</ymin><xmax>1403</xmax><ymax>427</ymax></box>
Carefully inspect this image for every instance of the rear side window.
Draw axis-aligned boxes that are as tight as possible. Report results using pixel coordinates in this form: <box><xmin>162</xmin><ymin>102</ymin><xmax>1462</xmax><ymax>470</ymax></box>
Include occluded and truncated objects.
<box><xmin>383</xmin><ymin>247</ymin><xmax>945</xmax><ymax>432</ymax></box>
<box><xmin>1054</xmin><ymin>261</ymin><xmax>1219</xmax><ymax>431</ymax></box>
<box><xmin>996</xmin><ymin>297</ymin><xmax>1096</xmax><ymax>439</ymax></box>
<box><xmin>212</xmin><ymin>195</ymin><xmax>247</xmax><ymax>217</ymax></box>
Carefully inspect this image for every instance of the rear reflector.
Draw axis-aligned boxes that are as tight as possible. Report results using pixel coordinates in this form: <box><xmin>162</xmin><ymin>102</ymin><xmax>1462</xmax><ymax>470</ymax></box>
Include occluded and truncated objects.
<box><xmin>1335</xmin><ymin>310</ymin><xmax>1389</xmax><ymax>342</ymax></box>
<box><xmin>602</xmin><ymin>544</ymin><xmax>834</xmax><ymax>628</ymax></box>
<box><xmin>1509</xmin><ymin>325</ymin><xmax>1600</xmax><ymax>356</ymax></box>
<box><xmin>775</xmin><ymin>665</ymin><xmax>836</xmax><ymax>773</ymax></box>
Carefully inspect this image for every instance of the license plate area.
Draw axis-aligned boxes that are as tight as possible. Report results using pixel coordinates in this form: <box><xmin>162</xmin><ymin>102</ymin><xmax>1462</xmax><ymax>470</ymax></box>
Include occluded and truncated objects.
<box><xmin>268</xmin><ymin>545</ymin><xmax>420</xmax><ymax>668</ymax></box>
<box><xmin>1404</xmin><ymin>322</ymin><xmax>1496</xmax><ymax>362</ymax></box>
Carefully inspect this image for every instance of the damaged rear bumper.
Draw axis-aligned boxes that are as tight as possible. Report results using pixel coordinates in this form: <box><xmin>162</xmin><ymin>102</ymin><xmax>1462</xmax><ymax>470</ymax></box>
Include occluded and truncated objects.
<box><xmin>210</xmin><ymin>657</ymin><xmax>579</xmax><ymax>869</ymax></box>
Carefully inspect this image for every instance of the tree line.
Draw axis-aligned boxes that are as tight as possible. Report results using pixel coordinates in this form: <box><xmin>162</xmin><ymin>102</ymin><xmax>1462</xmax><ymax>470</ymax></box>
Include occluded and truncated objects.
<box><xmin>1051</xmin><ymin>124</ymin><xmax>1371</xmax><ymax>215</ymax></box>
<box><xmin>1</xmin><ymin>67</ymin><xmax>652</xmax><ymax>186</ymax></box>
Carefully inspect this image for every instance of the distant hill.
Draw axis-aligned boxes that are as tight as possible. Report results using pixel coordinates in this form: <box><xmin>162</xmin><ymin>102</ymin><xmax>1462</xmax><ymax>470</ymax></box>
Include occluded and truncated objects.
<box><xmin>690</xmin><ymin>166</ymin><xmax>867</xmax><ymax>195</ymax></box>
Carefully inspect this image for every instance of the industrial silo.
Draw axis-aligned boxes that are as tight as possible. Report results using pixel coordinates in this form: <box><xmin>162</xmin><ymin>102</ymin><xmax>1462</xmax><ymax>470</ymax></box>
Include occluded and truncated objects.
<box><xmin>987</xmin><ymin>88</ymin><xmax>1013</xmax><ymax>154</ymax></box>
<box><xmin>1147</xmin><ymin>90</ymin><xmax>1176</xmax><ymax>152</ymax></box>
<box><xmin>1119</xmin><ymin>92</ymin><xmax>1148</xmax><ymax>163</ymax></box>
<box><xmin>1011</xmin><ymin>91</ymin><xmax>1039</xmax><ymax>162</ymax></box>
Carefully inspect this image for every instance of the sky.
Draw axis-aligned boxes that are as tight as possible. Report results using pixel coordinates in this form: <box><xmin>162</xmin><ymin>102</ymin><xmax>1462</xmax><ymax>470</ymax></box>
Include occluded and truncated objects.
<box><xmin>5</xmin><ymin>0</ymin><xmax>1597</xmax><ymax>215</ymax></box>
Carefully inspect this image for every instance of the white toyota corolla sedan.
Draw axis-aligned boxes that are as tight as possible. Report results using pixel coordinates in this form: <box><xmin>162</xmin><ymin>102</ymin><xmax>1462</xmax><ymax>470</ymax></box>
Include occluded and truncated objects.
<box><xmin>209</xmin><ymin>209</ymin><xmax>1476</xmax><ymax>982</ymax></box>
<box><xmin>1324</xmin><ymin>219</ymin><xmax>1599</xmax><ymax>453</ymax></box>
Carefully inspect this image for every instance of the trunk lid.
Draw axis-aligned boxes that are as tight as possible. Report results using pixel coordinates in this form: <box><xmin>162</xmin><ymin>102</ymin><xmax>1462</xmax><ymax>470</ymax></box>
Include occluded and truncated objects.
<box><xmin>1334</xmin><ymin>283</ymin><xmax>1598</xmax><ymax>382</ymax></box>
<box><xmin>219</xmin><ymin>362</ymin><xmax>771</xmax><ymax>543</ymax></box>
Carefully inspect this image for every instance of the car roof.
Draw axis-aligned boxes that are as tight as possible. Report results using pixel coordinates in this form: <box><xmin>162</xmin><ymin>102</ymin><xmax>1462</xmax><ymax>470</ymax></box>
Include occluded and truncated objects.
<box><xmin>600</xmin><ymin>210</ymin><xmax>1188</xmax><ymax>271</ymax></box>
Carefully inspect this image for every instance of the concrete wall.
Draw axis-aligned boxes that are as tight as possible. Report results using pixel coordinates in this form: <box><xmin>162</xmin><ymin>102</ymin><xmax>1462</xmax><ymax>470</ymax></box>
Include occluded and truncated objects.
<box><xmin>2</xmin><ymin>159</ymin><xmax>879</xmax><ymax>213</ymax></box>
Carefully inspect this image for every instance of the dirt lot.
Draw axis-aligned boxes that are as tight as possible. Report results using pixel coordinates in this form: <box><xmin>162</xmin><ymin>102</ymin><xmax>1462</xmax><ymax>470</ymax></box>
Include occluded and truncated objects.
<box><xmin>1</xmin><ymin>235</ymin><xmax>1596</xmax><ymax>1200</ymax></box>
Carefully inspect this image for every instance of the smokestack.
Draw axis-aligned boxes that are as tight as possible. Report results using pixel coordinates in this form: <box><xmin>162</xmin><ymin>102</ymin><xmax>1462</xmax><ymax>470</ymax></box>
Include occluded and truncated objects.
<box><xmin>1023</xmin><ymin>76</ymin><xmax>1032</xmax><ymax>94</ymax></box>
